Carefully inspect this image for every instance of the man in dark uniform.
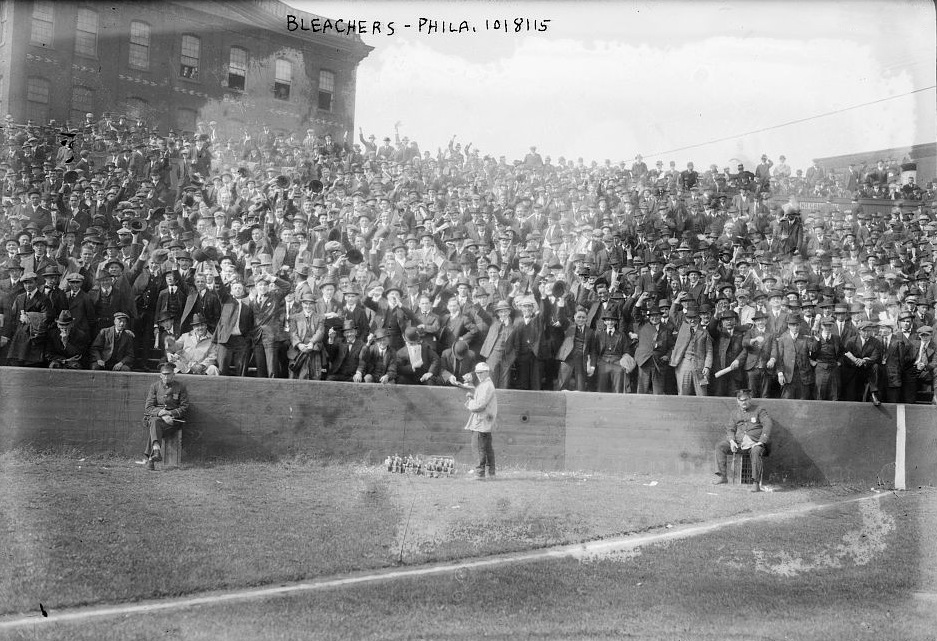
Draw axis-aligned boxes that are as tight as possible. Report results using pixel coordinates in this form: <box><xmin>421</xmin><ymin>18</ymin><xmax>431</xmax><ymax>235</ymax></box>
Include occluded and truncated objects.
<box><xmin>713</xmin><ymin>389</ymin><xmax>772</xmax><ymax>492</ymax></box>
<box><xmin>141</xmin><ymin>361</ymin><xmax>189</xmax><ymax>471</ymax></box>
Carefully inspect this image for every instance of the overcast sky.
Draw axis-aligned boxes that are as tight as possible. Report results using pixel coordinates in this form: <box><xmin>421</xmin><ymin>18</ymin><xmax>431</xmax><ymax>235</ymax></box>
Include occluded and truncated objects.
<box><xmin>294</xmin><ymin>0</ymin><xmax>935</xmax><ymax>172</ymax></box>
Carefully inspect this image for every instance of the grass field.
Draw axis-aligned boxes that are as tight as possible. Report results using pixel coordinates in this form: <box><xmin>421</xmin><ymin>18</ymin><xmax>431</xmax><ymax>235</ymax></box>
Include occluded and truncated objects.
<box><xmin>2</xmin><ymin>450</ymin><xmax>934</xmax><ymax>640</ymax></box>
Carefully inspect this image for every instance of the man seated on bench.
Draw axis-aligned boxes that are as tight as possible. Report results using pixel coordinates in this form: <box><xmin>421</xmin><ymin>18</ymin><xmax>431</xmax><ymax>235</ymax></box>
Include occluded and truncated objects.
<box><xmin>142</xmin><ymin>361</ymin><xmax>190</xmax><ymax>470</ymax></box>
<box><xmin>166</xmin><ymin>313</ymin><xmax>219</xmax><ymax>375</ymax></box>
<box><xmin>713</xmin><ymin>388</ymin><xmax>772</xmax><ymax>492</ymax></box>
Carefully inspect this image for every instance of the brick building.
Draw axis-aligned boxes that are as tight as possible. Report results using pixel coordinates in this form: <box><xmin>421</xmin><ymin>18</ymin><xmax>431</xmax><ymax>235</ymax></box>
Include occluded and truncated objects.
<box><xmin>0</xmin><ymin>0</ymin><xmax>372</xmax><ymax>139</ymax></box>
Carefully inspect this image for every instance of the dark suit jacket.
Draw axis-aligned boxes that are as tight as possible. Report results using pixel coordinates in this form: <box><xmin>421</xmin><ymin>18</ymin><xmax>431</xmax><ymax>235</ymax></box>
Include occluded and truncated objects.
<box><xmin>741</xmin><ymin>327</ymin><xmax>775</xmax><ymax>370</ymax></box>
<box><xmin>764</xmin><ymin>309</ymin><xmax>789</xmax><ymax>337</ymax></box>
<box><xmin>389</xmin><ymin>343</ymin><xmax>440</xmax><ymax>382</ymax></box>
<box><xmin>288</xmin><ymin>312</ymin><xmax>325</xmax><ymax>359</ymax></box>
<box><xmin>439</xmin><ymin>347</ymin><xmax>479</xmax><ymax>383</ymax></box>
<box><xmin>3</xmin><ymin>290</ymin><xmax>54</xmax><ymax>363</ymax></box>
<box><xmin>556</xmin><ymin>324</ymin><xmax>596</xmax><ymax>362</ymax></box>
<box><xmin>363</xmin><ymin>298</ymin><xmax>418</xmax><ymax>350</ymax></box>
<box><xmin>439</xmin><ymin>313</ymin><xmax>478</xmax><ymax>352</ymax></box>
<box><xmin>592</xmin><ymin>329</ymin><xmax>630</xmax><ymax>362</ymax></box>
<box><xmin>62</xmin><ymin>289</ymin><xmax>97</xmax><ymax>337</ymax></box>
<box><xmin>180</xmin><ymin>288</ymin><xmax>222</xmax><ymax>332</ymax></box>
<box><xmin>479</xmin><ymin>319</ymin><xmax>518</xmax><ymax>371</ymax></box>
<box><xmin>251</xmin><ymin>293</ymin><xmax>284</xmax><ymax>342</ymax></box>
<box><xmin>326</xmin><ymin>338</ymin><xmax>365</xmax><ymax>378</ymax></box>
<box><xmin>90</xmin><ymin>326</ymin><xmax>136</xmax><ymax>366</ymax></box>
<box><xmin>213</xmin><ymin>299</ymin><xmax>255</xmax><ymax>345</ymax></box>
<box><xmin>45</xmin><ymin>326</ymin><xmax>90</xmax><ymax>365</ymax></box>
<box><xmin>672</xmin><ymin>322</ymin><xmax>714</xmax><ymax>370</ymax></box>
<box><xmin>634</xmin><ymin>321</ymin><xmax>674</xmax><ymax>368</ymax></box>
<box><xmin>880</xmin><ymin>337</ymin><xmax>907</xmax><ymax>387</ymax></box>
<box><xmin>774</xmin><ymin>331</ymin><xmax>818</xmax><ymax>384</ymax></box>
<box><xmin>357</xmin><ymin>344</ymin><xmax>395</xmax><ymax>378</ymax></box>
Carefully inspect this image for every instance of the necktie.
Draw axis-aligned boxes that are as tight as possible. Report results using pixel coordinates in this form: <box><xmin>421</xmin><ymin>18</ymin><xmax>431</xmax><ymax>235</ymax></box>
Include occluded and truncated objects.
<box><xmin>169</xmin><ymin>286</ymin><xmax>176</xmax><ymax>295</ymax></box>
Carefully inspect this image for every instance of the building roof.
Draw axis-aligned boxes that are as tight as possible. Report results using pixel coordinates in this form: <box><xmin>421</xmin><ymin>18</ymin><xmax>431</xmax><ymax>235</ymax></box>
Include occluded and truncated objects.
<box><xmin>174</xmin><ymin>0</ymin><xmax>373</xmax><ymax>60</ymax></box>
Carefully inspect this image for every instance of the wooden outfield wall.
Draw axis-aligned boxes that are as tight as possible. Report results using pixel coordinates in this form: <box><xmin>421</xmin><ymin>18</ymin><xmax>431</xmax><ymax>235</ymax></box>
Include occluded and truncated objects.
<box><xmin>0</xmin><ymin>368</ymin><xmax>931</xmax><ymax>486</ymax></box>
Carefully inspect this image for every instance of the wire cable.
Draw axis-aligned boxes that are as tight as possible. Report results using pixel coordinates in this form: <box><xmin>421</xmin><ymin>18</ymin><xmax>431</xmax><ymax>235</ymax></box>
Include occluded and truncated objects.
<box><xmin>643</xmin><ymin>85</ymin><xmax>937</xmax><ymax>159</ymax></box>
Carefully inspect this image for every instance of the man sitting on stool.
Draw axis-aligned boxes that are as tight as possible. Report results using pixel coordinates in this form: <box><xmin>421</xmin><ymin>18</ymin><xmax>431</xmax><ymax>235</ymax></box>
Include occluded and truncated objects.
<box><xmin>713</xmin><ymin>388</ymin><xmax>772</xmax><ymax>492</ymax></box>
<box><xmin>142</xmin><ymin>361</ymin><xmax>189</xmax><ymax>470</ymax></box>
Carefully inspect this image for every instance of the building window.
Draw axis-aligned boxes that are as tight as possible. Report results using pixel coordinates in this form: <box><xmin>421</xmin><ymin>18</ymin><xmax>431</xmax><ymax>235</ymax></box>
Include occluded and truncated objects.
<box><xmin>318</xmin><ymin>70</ymin><xmax>335</xmax><ymax>112</ymax></box>
<box><xmin>180</xmin><ymin>34</ymin><xmax>200</xmax><ymax>80</ymax></box>
<box><xmin>26</xmin><ymin>77</ymin><xmax>50</xmax><ymax>122</ymax></box>
<box><xmin>228</xmin><ymin>46</ymin><xmax>247</xmax><ymax>91</ymax></box>
<box><xmin>125</xmin><ymin>97</ymin><xmax>147</xmax><ymax>121</ymax></box>
<box><xmin>30</xmin><ymin>0</ymin><xmax>54</xmax><ymax>47</ymax></box>
<box><xmin>70</xmin><ymin>86</ymin><xmax>93</xmax><ymax>124</ymax></box>
<box><xmin>129</xmin><ymin>21</ymin><xmax>150</xmax><ymax>70</ymax></box>
<box><xmin>74</xmin><ymin>8</ymin><xmax>98</xmax><ymax>57</ymax></box>
<box><xmin>274</xmin><ymin>58</ymin><xmax>291</xmax><ymax>100</ymax></box>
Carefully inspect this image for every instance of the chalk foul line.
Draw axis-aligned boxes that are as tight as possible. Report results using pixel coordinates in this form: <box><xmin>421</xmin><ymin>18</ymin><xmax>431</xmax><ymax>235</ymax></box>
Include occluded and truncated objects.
<box><xmin>0</xmin><ymin>491</ymin><xmax>892</xmax><ymax>629</ymax></box>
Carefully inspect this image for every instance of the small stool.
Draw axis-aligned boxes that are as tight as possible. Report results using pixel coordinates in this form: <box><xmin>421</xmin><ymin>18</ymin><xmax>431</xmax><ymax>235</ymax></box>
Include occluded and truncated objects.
<box><xmin>161</xmin><ymin>429</ymin><xmax>182</xmax><ymax>468</ymax></box>
<box><xmin>730</xmin><ymin>451</ymin><xmax>752</xmax><ymax>485</ymax></box>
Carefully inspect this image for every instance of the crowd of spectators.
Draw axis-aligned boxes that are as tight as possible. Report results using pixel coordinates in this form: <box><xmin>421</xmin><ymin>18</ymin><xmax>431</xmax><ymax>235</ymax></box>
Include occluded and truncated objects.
<box><xmin>1</xmin><ymin>111</ymin><xmax>936</xmax><ymax>405</ymax></box>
